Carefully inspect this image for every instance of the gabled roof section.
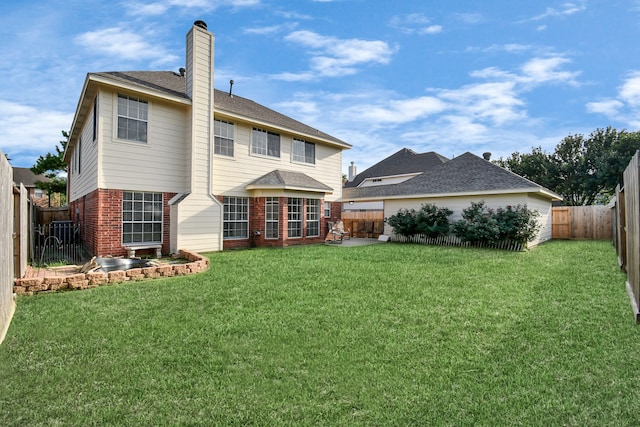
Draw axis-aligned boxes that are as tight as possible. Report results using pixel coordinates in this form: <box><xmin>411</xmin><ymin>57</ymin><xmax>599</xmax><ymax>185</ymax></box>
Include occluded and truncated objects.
<box><xmin>345</xmin><ymin>148</ymin><xmax>449</xmax><ymax>188</ymax></box>
<box><xmin>12</xmin><ymin>167</ymin><xmax>51</xmax><ymax>188</ymax></box>
<box><xmin>343</xmin><ymin>152</ymin><xmax>562</xmax><ymax>201</ymax></box>
<box><xmin>246</xmin><ymin>170</ymin><xmax>333</xmax><ymax>193</ymax></box>
<box><xmin>68</xmin><ymin>71</ymin><xmax>350</xmax><ymax>154</ymax></box>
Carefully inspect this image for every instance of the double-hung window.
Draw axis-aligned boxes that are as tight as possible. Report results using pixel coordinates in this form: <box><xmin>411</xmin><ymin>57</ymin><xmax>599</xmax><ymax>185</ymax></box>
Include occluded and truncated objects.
<box><xmin>252</xmin><ymin>128</ymin><xmax>280</xmax><ymax>158</ymax></box>
<box><xmin>324</xmin><ymin>201</ymin><xmax>331</xmax><ymax>218</ymax></box>
<box><xmin>287</xmin><ymin>198</ymin><xmax>302</xmax><ymax>238</ymax></box>
<box><xmin>265</xmin><ymin>197</ymin><xmax>279</xmax><ymax>239</ymax></box>
<box><xmin>224</xmin><ymin>197</ymin><xmax>249</xmax><ymax>239</ymax></box>
<box><xmin>214</xmin><ymin>119</ymin><xmax>234</xmax><ymax>156</ymax></box>
<box><xmin>306</xmin><ymin>199</ymin><xmax>320</xmax><ymax>237</ymax></box>
<box><xmin>122</xmin><ymin>192</ymin><xmax>163</xmax><ymax>244</ymax></box>
<box><xmin>117</xmin><ymin>94</ymin><xmax>148</xmax><ymax>143</ymax></box>
<box><xmin>293</xmin><ymin>139</ymin><xmax>315</xmax><ymax>164</ymax></box>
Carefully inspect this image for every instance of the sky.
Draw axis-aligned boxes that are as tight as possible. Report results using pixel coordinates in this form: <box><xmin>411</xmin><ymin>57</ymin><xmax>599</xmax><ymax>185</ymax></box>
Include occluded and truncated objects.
<box><xmin>2</xmin><ymin>0</ymin><xmax>640</xmax><ymax>175</ymax></box>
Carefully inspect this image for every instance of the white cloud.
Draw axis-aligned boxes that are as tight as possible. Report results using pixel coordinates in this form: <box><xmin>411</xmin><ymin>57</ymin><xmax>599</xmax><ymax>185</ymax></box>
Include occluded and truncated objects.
<box><xmin>0</xmin><ymin>100</ymin><xmax>72</xmax><ymax>167</ymax></box>
<box><xmin>586</xmin><ymin>99</ymin><xmax>624</xmax><ymax>115</ymax></box>
<box><xmin>619</xmin><ymin>71</ymin><xmax>640</xmax><ymax>106</ymax></box>
<box><xmin>127</xmin><ymin>0</ymin><xmax>260</xmax><ymax>16</ymax></box>
<box><xmin>278</xmin><ymin>30</ymin><xmax>395</xmax><ymax>79</ymax></box>
<box><xmin>529</xmin><ymin>2</ymin><xmax>586</xmax><ymax>21</ymax></box>
<box><xmin>75</xmin><ymin>27</ymin><xmax>179</xmax><ymax>64</ymax></box>
<box><xmin>244</xmin><ymin>23</ymin><xmax>298</xmax><ymax>35</ymax></box>
<box><xmin>390</xmin><ymin>13</ymin><xmax>442</xmax><ymax>35</ymax></box>
<box><xmin>472</xmin><ymin>56</ymin><xmax>580</xmax><ymax>88</ymax></box>
<box><xmin>586</xmin><ymin>71</ymin><xmax>640</xmax><ymax>127</ymax></box>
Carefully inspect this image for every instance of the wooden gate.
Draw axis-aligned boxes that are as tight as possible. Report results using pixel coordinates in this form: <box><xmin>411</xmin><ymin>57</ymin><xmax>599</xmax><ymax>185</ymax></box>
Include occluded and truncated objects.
<box><xmin>552</xmin><ymin>206</ymin><xmax>611</xmax><ymax>240</ymax></box>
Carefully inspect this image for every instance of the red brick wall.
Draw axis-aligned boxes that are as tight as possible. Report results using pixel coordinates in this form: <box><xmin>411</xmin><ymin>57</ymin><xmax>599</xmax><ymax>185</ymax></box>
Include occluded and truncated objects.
<box><xmin>72</xmin><ymin>189</ymin><xmax>176</xmax><ymax>257</ymax></box>
<box><xmin>221</xmin><ymin>196</ymin><xmax>332</xmax><ymax>250</ymax></box>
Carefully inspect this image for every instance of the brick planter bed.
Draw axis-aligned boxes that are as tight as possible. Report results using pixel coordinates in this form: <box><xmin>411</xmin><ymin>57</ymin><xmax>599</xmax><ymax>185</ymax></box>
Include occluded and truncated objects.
<box><xmin>13</xmin><ymin>250</ymin><xmax>209</xmax><ymax>296</ymax></box>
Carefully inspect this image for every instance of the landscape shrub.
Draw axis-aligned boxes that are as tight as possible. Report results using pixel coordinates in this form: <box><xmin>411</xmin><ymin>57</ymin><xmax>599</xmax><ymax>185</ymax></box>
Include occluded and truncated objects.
<box><xmin>495</xmin><ymin>204</ymin><xmax>541</xmax><ymax>244</ymax></box>
<box><xmin>387</xmin><ymin>204</ymin><xmax>453</xmax><ymax>238</ymax></box>
<box><xmin>452</xmin><ymin>201</ymin><xmax>540</xmax><ymax>246</ymax></box>
<box><xmin>452</xmin><ymin>201</ymin><xmax>501</xmax><ymax>245</ymax></box>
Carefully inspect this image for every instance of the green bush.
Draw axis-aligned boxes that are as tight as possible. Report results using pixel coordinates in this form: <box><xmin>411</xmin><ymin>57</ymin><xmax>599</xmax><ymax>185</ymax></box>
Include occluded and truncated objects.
<box><xmin>495</xmin><ymin>204</ymin><xmax>541</xmax><ymax>244</ymax></box>
<box><xmin>452</xmin><ymin>201</ymin><xmax>501</xmax><ymax>245</ymax></box>
<box><xmin>452</xmin><ymin>201</ymin><xmax>540</xmax><ymax>246</ymax></box>
<box><xmin>386</xmin><ymin>204</ymin><xmax>452</xmax><ymax>238</ymax></box>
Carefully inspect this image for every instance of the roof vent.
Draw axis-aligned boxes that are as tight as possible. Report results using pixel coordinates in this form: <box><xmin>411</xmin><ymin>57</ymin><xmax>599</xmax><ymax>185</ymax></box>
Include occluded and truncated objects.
<box><xmin>179</xmin><ymin>67</ymin><xmax>186</xmax><ymax>77</ymax></box>
<box><xmin>194</xmin><ymin>20</ymin><xmax>208</xmax><ymax>30</ymax></box>
<box><xmin>229</xmin><ymin>79</ymin><xmax>234</xmax><ymax>97</ymax></box>
<box><xmin>482</xmin><ymin>152</ymin><xmax>491</xmax><ymax>161</ymax></box>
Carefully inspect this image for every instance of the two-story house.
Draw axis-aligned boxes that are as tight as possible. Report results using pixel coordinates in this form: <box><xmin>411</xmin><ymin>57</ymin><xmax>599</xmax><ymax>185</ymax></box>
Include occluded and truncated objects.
<box><xmin>64</xmin><ymin>20</ymin><xmax>351</xmax><ymax>257</ymax></box>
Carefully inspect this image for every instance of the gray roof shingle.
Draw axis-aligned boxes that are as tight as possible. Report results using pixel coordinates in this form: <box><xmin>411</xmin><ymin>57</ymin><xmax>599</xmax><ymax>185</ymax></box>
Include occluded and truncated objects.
<box><xmin>12</xmin><ymin>167</ymin><xmax>51</xmax><ymax>187</ymax></box>
<box><xmin>246</xmin><ymin>170</ymin><xmax>333</xmax><ymax>193</ymax></box>
<box><xmin>92</xmin><ymin>71</ymin><xmax>349</xmax><ymax>147</ymax></box>
<box><xmin>343</xmin><ymin>152</ymin><xmax>561</xmax><ymax>200</ymax></box>
<box><xmin>345</xmin><ymin>148</ymin><xmax>449</xmax><ymax>188</ymax></box>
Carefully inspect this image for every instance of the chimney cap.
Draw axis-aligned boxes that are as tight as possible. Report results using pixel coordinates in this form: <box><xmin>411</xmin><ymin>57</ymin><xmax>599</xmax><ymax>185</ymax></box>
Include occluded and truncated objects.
<box><xmin>482</xmin><ymin>152</ymin><xmax>491</xmax><ymax>160</ymax></box>
<box><xmin>194</xmin><ymin>20</ymin><xmax>208</xmax><ymax>30</ymax></box>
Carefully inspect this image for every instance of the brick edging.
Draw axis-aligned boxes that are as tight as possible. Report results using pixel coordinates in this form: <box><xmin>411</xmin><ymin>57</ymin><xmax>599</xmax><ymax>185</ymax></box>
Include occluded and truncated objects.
<box><xmin>13</xmin><ymin>250</ymin><xmax>209</xmax><ymax>296</ymax></box>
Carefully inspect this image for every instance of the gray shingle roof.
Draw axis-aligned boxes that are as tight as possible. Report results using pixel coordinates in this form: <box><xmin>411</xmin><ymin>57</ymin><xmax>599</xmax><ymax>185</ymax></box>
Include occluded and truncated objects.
<box><xmin>92</xmin><ymin>71</ymin><xmax>349</xmax><ymax>147</ymax></box>
<box><xmin>246</xmin><ymin>170</ymin><xmax>333</xmax><ymax>193</ymax></box>
<box><xmin>345</xmin><ymin>148</ymin><xmax>449</xmax><ymax>188</ymax></box>
<box><xmin>343</xmin><ymin>152</ymin><xmax>561</xmax><ymax>200</ymax></box>
<box><xmin>12</xmin><ymin>167</ymin><xmax>51</xmax><ymax>187</ymax></box>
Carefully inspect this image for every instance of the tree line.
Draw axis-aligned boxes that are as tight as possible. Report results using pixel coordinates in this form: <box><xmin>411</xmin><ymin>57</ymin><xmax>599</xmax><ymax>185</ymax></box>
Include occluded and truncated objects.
<box><xmin>495</xmin><ymin>127</ymin><xmax>640</xmax><ymax>205</ymax></box>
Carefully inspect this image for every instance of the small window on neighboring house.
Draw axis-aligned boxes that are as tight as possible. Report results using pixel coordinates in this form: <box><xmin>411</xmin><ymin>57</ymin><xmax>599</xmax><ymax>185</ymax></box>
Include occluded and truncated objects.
<box><xmin>214</xmin><ymin>119</ymin><xmax>234</xmax><ymax>156</ymax></box>
<box><xmin>122</xmin><ymin>192</ymin><xmax>163</xmax><ymax>244</ymax></box>
<box><xmin>324</xmin><ymin>201</ymin><xmax>331</xmax><ymax>218</ymax></box>
<box><xmin>223</xmin><ymin>197</ymin><xmax>249</xmax><ymax>239</ymax></box>
<box><xmin>252</xmin><ymin>128</ymin><xmax>280</xmax><ymax>158</ymax></box>
<box><xmin>117</xmin><ymin>94</ymin><xmax>148</xmax><ymax>143</ymax></box>
<box><xmin>288</xmin><ymin>197</ymin><xmax>302</xmax><ymax>238</ymax></box>
<box><xmin>306</xmin><ymin>199</ymin><xmax>320</xmax><ymax>237</ymax></box>
<box><xmin>34</xmin><ymin>188</ymin><xmax>43</xmax><ymax>198</ymax></box>
<box><xmin>92</xmin><ymin>96</ymin><xmax>98</xmax><ymax>142</ymax></box>
<box><xmin>265</xmin><ymin>197</ymin><xmax>279</xmax><ymax>239</ymax></box>
<box><xmin>293</xmin><ymin>139</ymin><xmax>315</xmax><ymax>164</ymax></box>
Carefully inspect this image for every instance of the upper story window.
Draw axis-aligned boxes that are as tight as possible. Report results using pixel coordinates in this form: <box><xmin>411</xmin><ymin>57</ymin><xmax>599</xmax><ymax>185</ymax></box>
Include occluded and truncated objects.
<box><xmin>117</xmin><ymin>94</ymin><xmax>148</xmax><ymax>143</ymax></box>
<box><xmin>293</xmin><ymin>138</ymin><xmax>315</xmax><ymax>164</ymax></box>
<box><xmin>214</xmin><ymin>119</ymin><xmax>234</xmax><ymax>157</ymax></box>
<box><xmin>252</xmin><ymin>128</ymin><xmax>280</xmax><ymax>158</ymax></box>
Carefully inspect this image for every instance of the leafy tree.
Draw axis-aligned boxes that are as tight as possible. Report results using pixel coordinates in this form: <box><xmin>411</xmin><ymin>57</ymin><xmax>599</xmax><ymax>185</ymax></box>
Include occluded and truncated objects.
<box><xmin>496</xmin><ymin>127</ymin><xmax>640</xmax><ymax>205</ymax></box>
<box><xmin>31</xmin><ymin>130</ymin><xmax>68</xmax><ymax>206</ymax></box>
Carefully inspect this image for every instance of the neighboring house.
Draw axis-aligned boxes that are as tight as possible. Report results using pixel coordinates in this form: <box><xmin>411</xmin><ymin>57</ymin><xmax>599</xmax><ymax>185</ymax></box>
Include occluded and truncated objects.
<box><xmin>343</xmin><ymin>151</ymin><xmax>562</xmax><ymax>246</ymax></box>
<box><xmin>12</xmin><ymin>167</ymin><xmax>53</xmax><ymax>207</ymax></box>
<box><xmin>343</xmin><ymin>148</ymin><xmax>449</xmax><ymax>211</ymax></box>
<box><xmin>63</xmin><ymin>21</ymin><xmax>350</xmax><ymax>257</ymax></box>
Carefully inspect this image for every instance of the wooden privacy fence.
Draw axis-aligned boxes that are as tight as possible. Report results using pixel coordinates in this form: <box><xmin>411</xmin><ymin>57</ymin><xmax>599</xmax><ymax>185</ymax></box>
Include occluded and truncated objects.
<box><xmin>613</xmin><ymin>150</ymin><xmax>640</xmax><ymax>322</ymax></box>
<box><xmin>340</xmin><ymin>211</ymin><xmax>385</xmax><ymax>238</ymax></box>
<box><xmin>552</xmin><ymin>206</ymin><xmax>612</xmax><ymax>240</ymax></box>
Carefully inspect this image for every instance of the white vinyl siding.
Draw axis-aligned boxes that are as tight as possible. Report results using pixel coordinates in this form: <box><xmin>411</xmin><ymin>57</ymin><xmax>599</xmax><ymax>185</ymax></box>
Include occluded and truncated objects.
<box><xmin>211</xmin><ymin>121</ymin><xmax>344</xmax><ymax>203</ymax></box>
<box><xmin>117</xmin><ymin>94</ymin><xmax>148</xmax><ymax>143</ymax></box>
<box><xmin>100</xmin><ymin>90</ymin><xmax>189</xmax><ymax>194</ymax></box>
<box><xmin>122</xmin><ymin>191</ymin><xmax>163</xmax><ymax>244</ymax></box>
<box><xmin>265</xmin><ymin>197</ymin><xmax>279</xmax><ymax>239</ymax></box>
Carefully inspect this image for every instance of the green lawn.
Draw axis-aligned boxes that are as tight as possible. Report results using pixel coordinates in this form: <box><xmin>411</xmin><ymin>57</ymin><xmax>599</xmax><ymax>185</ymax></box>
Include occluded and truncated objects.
<box><xmin>2</xmin><ymin>240</ymin><xmax>640</xmax><ymax>426</ymax></box>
